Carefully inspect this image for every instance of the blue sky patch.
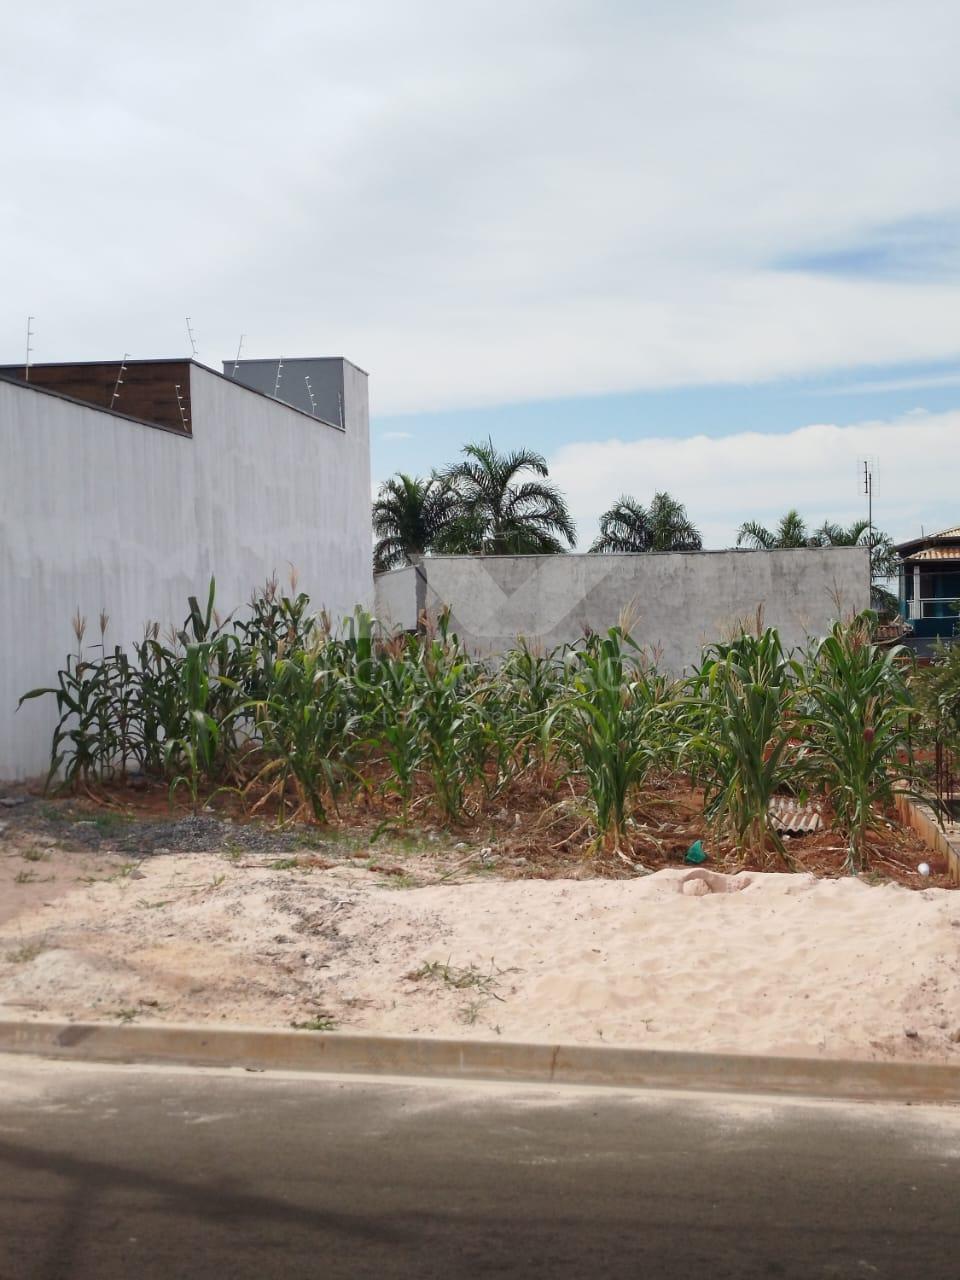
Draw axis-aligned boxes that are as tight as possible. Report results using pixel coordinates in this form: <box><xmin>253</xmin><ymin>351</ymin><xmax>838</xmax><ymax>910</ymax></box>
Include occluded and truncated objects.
<box><xmin>777</xmin><ymin>213</ymin><xmax>960</xmax><ymax>281</ymax></box>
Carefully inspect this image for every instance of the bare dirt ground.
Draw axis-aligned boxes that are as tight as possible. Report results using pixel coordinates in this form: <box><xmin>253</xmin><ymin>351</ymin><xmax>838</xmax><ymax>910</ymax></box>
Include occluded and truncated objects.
<box><xmin>1</xmin><ymin>790</ymin><xmax>959</xmax><ymax>1063</ymax></box>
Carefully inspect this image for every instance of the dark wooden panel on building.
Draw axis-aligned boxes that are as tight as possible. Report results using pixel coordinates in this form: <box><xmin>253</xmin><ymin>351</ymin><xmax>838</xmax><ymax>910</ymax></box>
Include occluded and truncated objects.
<box><xmin>0</xmin><ymin>360</ymin><xmax>193</xmax><ymax>434</ymax></box>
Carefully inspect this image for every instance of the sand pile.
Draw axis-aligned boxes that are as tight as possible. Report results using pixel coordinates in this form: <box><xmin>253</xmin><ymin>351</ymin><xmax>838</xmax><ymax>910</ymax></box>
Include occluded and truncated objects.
<box><xmin>1</xmin><ymin>851</ymin><xmax>959</xmax><ymax>1062</ymax></box>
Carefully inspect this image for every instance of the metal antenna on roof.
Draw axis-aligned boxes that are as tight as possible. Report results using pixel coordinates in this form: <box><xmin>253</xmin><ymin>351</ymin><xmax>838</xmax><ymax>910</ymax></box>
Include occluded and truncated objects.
<box><xmin>273</xmin><ymin>358</ymin><xmax>284</xmax><ymax>398</ymax></box>
<box><xmin>185</xmin><ymin>317</ymin><xmax>199</xmax><ymax>359</ymax></box>
<box><xmin>24</xmin><ymin>316</ymin><xmax>35</xmax><ymax>382</ymax></box>
<box><xmin>858</xmin><ymin>457</ymin><xmax>878</xmax><ymax>580</ymax></box>
<box><xmin>109</xmin><ymin>354</ymin><xmax>130</xmax><ymax>411</ymax></box>
<box><xmin>304</xmin><ymin>374</ymin><xmax>317</xmax><ymax>415</ymax></box>
<box><xmin>231</xmin><ymin>334</ymin><xmax>245</xmax><ymax>377</ymax></box>
<box><xmin>175</xmin><ymin>384</ymin><xmax>190</xmax><ymax>431</ymax></box>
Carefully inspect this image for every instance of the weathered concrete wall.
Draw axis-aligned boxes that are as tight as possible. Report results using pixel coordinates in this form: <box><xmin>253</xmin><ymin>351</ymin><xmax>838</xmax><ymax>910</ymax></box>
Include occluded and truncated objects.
<box><xmin>374</xmin><ymin>549</ymin><xmax>870</xmax><ymax>666</ymax></box>
<box><xmin>373</xmin><ymin>563</ymin><xmax>420</xmax><ymax>632</ymax></box>
<box><xmin>0</xmin><ymin>361</ymin><xmax>372</xmax><ymax>779</ymax></box>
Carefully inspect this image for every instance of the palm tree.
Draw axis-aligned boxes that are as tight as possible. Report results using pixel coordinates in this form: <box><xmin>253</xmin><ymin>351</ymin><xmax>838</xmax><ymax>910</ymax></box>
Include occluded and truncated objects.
<box><xmin>736</xmin><ymin>509</ymin><xmax>812</xmax><ymax>550</ymax></box>
<box><xmin>811</xmin><ymin>519</ymin><xmax>897</xmax><ymax>576</ymax></box>
<box><xmin>442</xmin><ymin>439</ymin><xmax>576</xmax><ymax>555</ymax></box>
<box><xmin>372</xmin><ymin>473</ymin><xmax>460</xmax><ymax>572</ymax></box>
<box><xmin>590</xmin><ymin>492</ymin><xmax>701</xmax><ymax>553</ymax></box>
<box><xmin>647</xmin><ymin>492</ymin><xmax>703</xmax><ymax>551</ymax></box>
<box><xmin>589</xmin><ymin>495</ymin><xmax>648</xmax><ymax>553</ymax></box>
<box><xmin>737</xmin><ymin>511</ymin><xmax>897</xmax><ymax>612</ymax></box>
<box><xmin>811</xmin><ymin>519</ymin><xmax>898</xmax><ymax>611</ymax></box>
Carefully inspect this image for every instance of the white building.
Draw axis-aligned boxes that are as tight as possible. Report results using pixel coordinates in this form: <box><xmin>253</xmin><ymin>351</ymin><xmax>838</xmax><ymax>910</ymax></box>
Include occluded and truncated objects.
<box><xmin>0</xmin><ymin>356</ymin><xmax>372</xmax><ymax>780</ymax></box>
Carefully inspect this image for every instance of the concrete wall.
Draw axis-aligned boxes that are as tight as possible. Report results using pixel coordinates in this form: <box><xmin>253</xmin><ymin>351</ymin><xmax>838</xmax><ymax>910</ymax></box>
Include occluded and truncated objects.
<box><xmin>0</xmin><ymin>360</ymin><xmax>372</xmax><ymax>779</ymax></box>
<box><xmin>374</xmin><ymin>549</ymin><xmax>870</xmax><ymax>667</ymax></box>
<box><xmin>373</xmin><ymin>562</ymin><xmax>421</xmax><ymax>632</ymax></box>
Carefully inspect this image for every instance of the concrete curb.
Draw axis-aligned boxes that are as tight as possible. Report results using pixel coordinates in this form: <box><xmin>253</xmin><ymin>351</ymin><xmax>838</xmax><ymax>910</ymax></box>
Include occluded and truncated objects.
<box><xmin>2</xmin><ymin>1018</ymin><xmax>960</xmax><ymax>1103</ymax></box>
<box><xmin>895</xmin><ymin>792</ymin><xmax>960</xmax><ymax>884</ymax></box>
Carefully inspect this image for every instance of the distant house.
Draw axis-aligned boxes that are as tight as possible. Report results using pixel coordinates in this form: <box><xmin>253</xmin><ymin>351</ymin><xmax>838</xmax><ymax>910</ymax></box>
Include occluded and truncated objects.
<box><xmin>896</xmin><ymin>525</ymin><xmax>960</xmax><ymax>650</ymax></box>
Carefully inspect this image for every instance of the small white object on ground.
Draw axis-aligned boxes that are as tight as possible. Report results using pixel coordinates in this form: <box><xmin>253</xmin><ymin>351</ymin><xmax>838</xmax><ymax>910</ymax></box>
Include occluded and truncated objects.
<box><xmin>918</xmin><ymin>863</ymin><xmax>931</xmax><ymax>877</ymax></box>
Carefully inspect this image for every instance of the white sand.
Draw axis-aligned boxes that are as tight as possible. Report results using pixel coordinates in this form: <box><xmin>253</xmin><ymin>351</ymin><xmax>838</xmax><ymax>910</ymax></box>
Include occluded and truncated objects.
<box><xmin>1</xmin><ymin>854</ymin><xmax>959</xmax><ymax>1061</ymax></box>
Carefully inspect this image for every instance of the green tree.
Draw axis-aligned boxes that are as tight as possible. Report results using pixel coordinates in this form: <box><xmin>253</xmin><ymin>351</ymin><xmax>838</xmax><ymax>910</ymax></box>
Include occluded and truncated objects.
<box><xmin>811</xmin><ymin>519</ymin><xmax>899</xmax><ymax>606</ymax></box>
<box><xmin>442</xmin><ymin>439</ymin><xmax>576</xmax><ymax>554</ymax></box>
<box><xmin>737</xmin><ymin>512</ymin><xmax>897</xmax><ymax>612</ymax></box>
<box><xmin>736</xmin><ymin>509</ymin><xmax>812</xmax><ymax>550</ymax></box>
<box><xmin>372</xmin><ymin>473</ymin><xmax>460</xmax><ymax>573</ymax></box>
<box><xmin>590</xmin><ymin>492</ymin><xmax>701</xmax><ymax>553</ymax></box>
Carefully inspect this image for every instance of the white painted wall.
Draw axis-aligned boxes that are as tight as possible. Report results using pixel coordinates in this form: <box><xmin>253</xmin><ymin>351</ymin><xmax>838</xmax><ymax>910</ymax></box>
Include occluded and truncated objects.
<box><xmin>0</xmin><ymin>362</ymin><xmax>372</xmax><ymax>779</ymax></box>
<box><xmin>374</xmin><ymin>548</ymin><xmax>871</xmax><ymax>668</ymax></box>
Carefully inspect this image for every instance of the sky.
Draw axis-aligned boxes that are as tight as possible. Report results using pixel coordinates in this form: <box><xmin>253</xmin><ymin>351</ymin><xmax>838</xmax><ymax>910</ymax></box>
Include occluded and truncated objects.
<box><xmin>2</xmin><ymin>1</ymin><xmax>959</xmax><ymax>549</ymax></box>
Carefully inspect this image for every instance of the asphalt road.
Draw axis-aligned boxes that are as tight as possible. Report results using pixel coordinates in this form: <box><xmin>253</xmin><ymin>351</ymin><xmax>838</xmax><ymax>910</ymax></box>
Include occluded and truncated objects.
<box><xmin>1</xmin><ymin>1056</ymin><xmax>959</xmax><ymax>1279</ymax></box>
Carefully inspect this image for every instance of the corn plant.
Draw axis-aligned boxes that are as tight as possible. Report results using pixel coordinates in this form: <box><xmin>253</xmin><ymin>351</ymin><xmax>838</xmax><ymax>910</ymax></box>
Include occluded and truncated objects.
<box><xmin>685</xmin><ymin>628</ymin><xmax>798</xmax><ymax>862</ymax></box>
<box><xmin>132</xmin><ymin>625</ymin><xmax>188</xmax><ymax>775</ymax></box>
<box><xmin>105</xmin><ymin>646</ymin><xmax>140</xmax><ymax>776</ymax></box>
<box><xmin>163</xmin><ymin>641</ymin><xmax>233</xmax><ymax>813</ymax></box>
<box><xmin>408</xmin><ymin>617</ymin><xmax>489</xmax><ymax>821</ymax></box>
<box><xmin>413</xmin><ymin>646</ymin><xmax>475</xmax><ymax>821</ymax></box>
<box><xmin>547</xmin><ymin>627</ymin><xmax>669</xmax><ymax>848</ymax></box>
<box><xmin>19</xmin><ymin>612</ymin><xmax>114</xmax><ymax>788</ymax></box>
<box><xmin>358</xmin><ymin>639</ymin><xmax>423</xmax><ymax>819</ymax></box>
<box><xmin>235</xmin><ymin>577</ymin><xmax>316</xmax><ymax>654</ymax></box>
<box><xmin>797</xmin><ymin>618</ymin><xmax>916</xmax><ymax>871</ymax></box>
<box><xmin>19</xmin><ymin>652</ymin><xmax>105</xmax><ymax>788</ymax></box>
<box><xmin>499</xmin><ymin>640</ymin><xmax>565</xmax><ymax>772</ymax></box>
<box><xmin>245</xmin><ymin>644</ymin><xmax>360</xmax><ymax>823</ymax></box>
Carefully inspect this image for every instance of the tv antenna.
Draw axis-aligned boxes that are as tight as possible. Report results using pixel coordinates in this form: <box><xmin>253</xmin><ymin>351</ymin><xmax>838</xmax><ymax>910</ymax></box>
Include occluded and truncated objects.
<box><xmin>185</xmin><ymin>317</ymin><xmax>199</xmax><ymax>359</ymax></box>
<box><xmin>231</xmin><ymin>334</ymin><xmax>245</xmax><ymax>377</ymax></box>
<box><xmin>174</xmin><ymin>383</ymin><xmax>190</xmax><ymax>431</ymax></box>
<box><xmin>860</xmin><ymin>459</ymin><xmax>875</xmax><ymax>546</ymax></box>
<box><xmin>24</xmin><ymin>315</ymin><xmax>35</xmax><ymax>381</ymax></box>
<box><xmin>304</xmin><ymin>374</ymin><xmax>317</xmax><ymax>415</ymax></box>
<box><xmin>273</xmin><ymin>357</ymin><xmax>284</xmax><ymax>398</ymax></box>
<box><xmin>858</xmin><ymin>457</ymin><xmax>881</xmax><ymax>587</ymax></box>
<box><xmin>109</xmin><ymin>353</ymin><xmax>130</xmax><ymax>411</ymax></box>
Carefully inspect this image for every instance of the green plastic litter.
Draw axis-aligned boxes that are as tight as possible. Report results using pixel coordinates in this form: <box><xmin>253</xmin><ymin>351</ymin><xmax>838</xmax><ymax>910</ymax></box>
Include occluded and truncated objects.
<box><xmin>684</xmin><ymin>840</ymin><xmax>707</xmax><ymax>864</ymax></box>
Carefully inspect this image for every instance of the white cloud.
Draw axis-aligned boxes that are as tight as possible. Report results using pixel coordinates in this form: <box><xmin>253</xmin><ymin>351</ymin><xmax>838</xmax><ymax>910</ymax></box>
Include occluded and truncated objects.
<box><xmin>811</xmin><ymin>373</ymin><xmax>960</xmax><ymax>396</ymax></box>
<box><xmin>548</xmin><ymin>409</ymin><xmax>960</xmax><ymax>550</ymax></box>
<box><xmin>2</xmin><ymin>2</ymin><xmax>960</xmax><ymax>412</ymax></box>
<box><xmin>380</xmin><ymin>430</ymin><xmax>414</xmax><ymax>441</ymax></box>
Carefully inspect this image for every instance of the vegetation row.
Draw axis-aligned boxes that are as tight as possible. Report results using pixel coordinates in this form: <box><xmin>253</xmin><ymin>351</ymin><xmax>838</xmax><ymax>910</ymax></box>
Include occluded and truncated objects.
<box><xmin>20</xmin><ymin>577</ymin><xmax>960</xmax><ymax>875</ymax></box>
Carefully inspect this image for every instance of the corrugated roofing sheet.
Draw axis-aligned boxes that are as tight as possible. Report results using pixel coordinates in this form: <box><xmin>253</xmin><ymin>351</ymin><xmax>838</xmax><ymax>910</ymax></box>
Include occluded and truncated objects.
<box><xmin>768</xmin><ymin>797</ymin><xmax>824</xmax><ymax>834</ymax></box>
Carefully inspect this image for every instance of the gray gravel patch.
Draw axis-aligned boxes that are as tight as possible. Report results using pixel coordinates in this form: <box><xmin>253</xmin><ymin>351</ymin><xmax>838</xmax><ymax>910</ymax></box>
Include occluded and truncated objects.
<box><xmin>0</xmin><ymin>794</ymin><xmax>338</xmax><ymax>857</ymax></box>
